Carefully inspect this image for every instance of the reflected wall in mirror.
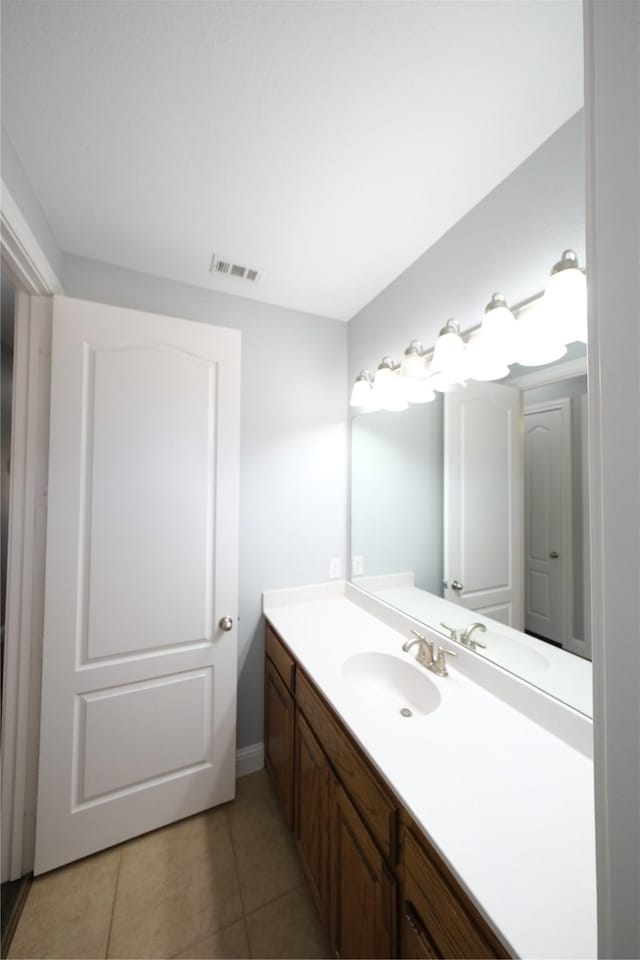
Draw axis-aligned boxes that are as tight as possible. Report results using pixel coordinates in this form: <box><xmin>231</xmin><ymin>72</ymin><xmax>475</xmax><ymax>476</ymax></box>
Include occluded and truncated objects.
<box><xmin>351</xmin><ymin>341</ymin><xmax>592</xmax><ymax>717</ymax></box>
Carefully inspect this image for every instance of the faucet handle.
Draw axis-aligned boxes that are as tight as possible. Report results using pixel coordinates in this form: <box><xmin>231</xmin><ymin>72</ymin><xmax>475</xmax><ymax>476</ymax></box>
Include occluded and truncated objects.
<box><xmin>410</xmin><ymin>629</ymin><xmax>426</xmax><ymax>641</ymax></box>
<box><xmin>435</xmin><ymin>646</ymin><xmax>457</xmax><ymax>676</ymax></box>
<box><xmin>440</xmin><ymin>621</ymin><xmax>458</xmax><ymax>642</ymax></box>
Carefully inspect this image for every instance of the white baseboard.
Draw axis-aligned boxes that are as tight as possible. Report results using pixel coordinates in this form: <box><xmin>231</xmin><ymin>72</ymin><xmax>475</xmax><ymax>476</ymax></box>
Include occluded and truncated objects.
<box><xmin>236</xmin><ymin>742</ymin><xmax>264</xmax><ymax>778</ymax></box>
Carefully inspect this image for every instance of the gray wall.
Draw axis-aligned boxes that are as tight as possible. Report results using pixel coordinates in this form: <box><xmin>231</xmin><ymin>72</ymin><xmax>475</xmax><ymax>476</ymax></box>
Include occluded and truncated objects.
<box><xmin>351</xmin><ymin>400</ymin><xmax>443</xmax><ymax>591</ymax></box>
<box><xmin>1</xmin><ymin>128</ymin><xmax>63</xmax><ymax>281</ymax></box>
<box><xmin>62</xmin><ymin>254</ymin><xmax>348</xmax><ymax>750</ymax></box>
<box><xmin>348</xmin><ymin>110</ymin><xmax>585</xmax><ymax>381</ymax></box>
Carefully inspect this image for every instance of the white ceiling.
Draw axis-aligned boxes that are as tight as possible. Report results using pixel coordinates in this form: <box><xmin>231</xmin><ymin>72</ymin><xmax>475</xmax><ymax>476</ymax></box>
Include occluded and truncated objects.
<box><xmin>1</xmin><ymin>1</ymin><xmax>583</xmax><ymax>321</ymax></box>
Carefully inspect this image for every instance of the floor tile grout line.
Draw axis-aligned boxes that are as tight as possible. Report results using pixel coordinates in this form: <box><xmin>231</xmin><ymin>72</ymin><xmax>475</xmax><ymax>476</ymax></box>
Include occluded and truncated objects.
<box><xmin>242</xmin><ymin>883</ymin><xmax>301</xmax><ymax>921</ymax></box>
<box><xmin>104</xmin><ymin>845</ymin><xmax>123</xmax><ymax>959</ymax></box>
<box><xmin>226</xmin><ymin>806</ymin><xmax>253</xmax><ymax>959</ymax></box>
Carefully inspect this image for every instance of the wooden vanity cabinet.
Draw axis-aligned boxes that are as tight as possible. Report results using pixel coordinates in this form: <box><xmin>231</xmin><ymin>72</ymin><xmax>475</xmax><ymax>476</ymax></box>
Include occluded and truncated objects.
<box><xmin>332</xmin><ymin>782</ymin><xmax>397</xmax><ymax>959</ymax></box>
<box><xmin>294</xmin><ymin>710</ymin><xmax>332</xmax><ymax>926</ymax></box>
<box><xmin>264</xmin><ymin>625</ymin><xmax>295</xmax><ymax>827</ymax></box>
<box><xmin>401</xmin><ymin>825</ymin><xmax>510</xmax><ymax>960</ymax></box>
<box><xmin>263</xmin><ymin>621</ymin><xmax>510</xmax><ymax>960</ymax></box>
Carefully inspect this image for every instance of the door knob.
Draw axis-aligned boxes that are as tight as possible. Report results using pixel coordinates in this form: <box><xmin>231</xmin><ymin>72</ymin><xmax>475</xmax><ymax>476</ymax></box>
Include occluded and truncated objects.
<box><xmin>451</xmin><ymin>580</ymin><xmax>464</xmax><ymax>592</ymax></box>
<box><xmin>549</xmin><ymin>551</ymin><xmax>559</xmax><ymax>559</ymax></box>
<box><xmin>219</xmin><ymin>617</ymin><xmax>234</xmax><ymax>631</ymax></box>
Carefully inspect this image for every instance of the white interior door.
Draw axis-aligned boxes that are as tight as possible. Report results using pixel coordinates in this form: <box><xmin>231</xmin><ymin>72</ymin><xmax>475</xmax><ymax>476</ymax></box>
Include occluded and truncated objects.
<box><xmin>523</xmin><ymin>401</ymin><xmax>572</xmax><ymax>646</ymax></box>
<box><xmin>444</xmin><ymin>381</ymin><xmax>523</xmax><ymax>627</ymax></box>
<box><xmin>34</xmin><ymin>296</ymin><xmax>240</xmax><ymax>875</ymax></box>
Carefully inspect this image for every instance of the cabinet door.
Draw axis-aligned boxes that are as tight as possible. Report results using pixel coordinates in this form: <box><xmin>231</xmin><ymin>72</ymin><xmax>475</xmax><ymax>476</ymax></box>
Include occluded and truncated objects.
<box><xmin>331</xmin><ymin>784</ymin><xmax>396</xmax><ymax>959</ymax></box>
<box><xmin>295</xmin><ymin>711</ymin><xmax>331</xmax><ymax>925</ymax></box>
<box><xmin>264</xmin><ymin>657</ymin><xmax>294</xmax><ymax>826</ymax></box>
<box><xmin>400</xmin><ymin>902</ymin><xmax>440</xmax><ymax>959</ymax></box>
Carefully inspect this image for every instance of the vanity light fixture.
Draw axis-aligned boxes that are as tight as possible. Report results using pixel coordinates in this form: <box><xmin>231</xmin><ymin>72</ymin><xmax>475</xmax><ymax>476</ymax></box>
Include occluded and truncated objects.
<box><xmin>544</xmin><ymin>249</ymin><xmax>588</xmax><ymax>344</ymax></box>
<box><xmin>400</xmin><ymin>340</ymin><xmax>429</xmax><ymax>380</ymax></box>
<box><xmin>399</xmin><ymin>341</ymin><xmax>436</xmax><ymax>403</ymax></box>
<box><xmin>516</xmin><ymin>295</ymin><xmax>568</xmax><ymax>367</ymax></box>
<box><xmin>479</xmin><ymin>293</ymin><xmax>518</xmax><ymax>361</ymax></box>
<box><xmin>349</xmin><ymin>247</ymin><xmax>587</xmax><ymax>412</ymax></box>
<box><xmin>430</xmin><ymin>320</ymin><xmax>469</xmax><ymax>391</ymax></box>
<box><xmin>373</xmin><ymin>357</ymin><xmax>408</xmax><ymax>411</ymax></box>
<box><xmin>465</xmin><ymin>330</ymin><xmax>510</xmax><ymax>381</ymax></box>
<box><xmin>349</xmin><ymin>370</ymin><xmax>375</xmax><ymax>408</ymax></box>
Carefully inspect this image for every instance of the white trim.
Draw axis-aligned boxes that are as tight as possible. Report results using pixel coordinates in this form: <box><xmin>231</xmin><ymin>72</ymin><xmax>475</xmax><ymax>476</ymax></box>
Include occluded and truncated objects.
<box><xmin>580</xmin><ymin>394</ymin><xmax>591</xmax><ymax>660</ymax></box>
<box><xmin>236</xmin><ymin>743</ymin><xmax>264</xmax><ymax>779</ymax></box>
<box><xmin>0</xmin><ymin>295</ymin><xmax>52</xmax><ymax>882</ymax></box>
<box><xmin>0</xmin><ymin>182</ymin><xmax>63</xmax><ymax>296</ymax></box>
<box><xmin>522</xmin><ymin>398</ymin><xmax>573</xmax><ymax>651</ymax></box>
<box><xmin>585</xmin><ymin>2</ymin><xmax>640</xmax><ymax>954</ymax></box>
<box><xmin>509</xmin><ymin>355</ymin><xmax>587</xmax><ymax>390</ymax></box>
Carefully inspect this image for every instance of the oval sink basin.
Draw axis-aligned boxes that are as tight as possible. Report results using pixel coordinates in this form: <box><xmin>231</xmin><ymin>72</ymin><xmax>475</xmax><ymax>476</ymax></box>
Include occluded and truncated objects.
<box><xmin>342</xmin><ymin>652</ymin><xmax>441</xmax><ymax>717</ymax></box>
<box><xmin>479</xmin><ymin>633</ymin><xmax>550</xmax><ymax>673</ymax></box>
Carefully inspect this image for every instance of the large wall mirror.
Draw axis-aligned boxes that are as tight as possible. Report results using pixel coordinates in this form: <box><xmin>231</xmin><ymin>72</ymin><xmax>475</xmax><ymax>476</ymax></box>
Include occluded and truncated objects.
<box><xmin>350</xmin><ymin>316</ymin><xmax>591</xmax><ymax>716</ymax></box>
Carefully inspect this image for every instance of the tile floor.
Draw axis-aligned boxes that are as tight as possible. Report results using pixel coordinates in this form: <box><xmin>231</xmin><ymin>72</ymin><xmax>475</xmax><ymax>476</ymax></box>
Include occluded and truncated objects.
<box><xmin>8</xmin><ymin>770</ymin><xmax>332</xmax><ymax>960</ymax></box>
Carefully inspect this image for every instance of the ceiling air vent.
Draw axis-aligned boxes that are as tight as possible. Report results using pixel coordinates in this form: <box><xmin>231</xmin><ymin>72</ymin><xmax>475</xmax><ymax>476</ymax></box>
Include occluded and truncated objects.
<box><xmin>210</xmin><ymin>254</ymin><xmax>261</xmax><ymax>282</ymax></box>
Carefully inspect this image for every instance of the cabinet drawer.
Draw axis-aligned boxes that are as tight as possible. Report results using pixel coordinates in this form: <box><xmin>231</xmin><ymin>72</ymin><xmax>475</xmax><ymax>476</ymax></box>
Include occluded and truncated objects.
<box><xmin>403</xmin><ymin>828</ymin><xmax>509</xmax><ymax>960</ymax></box>
<box><xmin>296</xmin><ymin>669</ymin><xmax>397</xmax><ymax>862</ymax></box>
<box><xmin>265</xmin><ymin>622</ymin><xmax>295</xmax><ymax>693</ymax></box>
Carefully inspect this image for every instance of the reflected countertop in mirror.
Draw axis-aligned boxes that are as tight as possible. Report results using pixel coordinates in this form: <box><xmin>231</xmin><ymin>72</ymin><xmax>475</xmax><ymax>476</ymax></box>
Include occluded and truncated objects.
<box><xmin>350</xmin><ymin>347</ymin><xmax>592</xmax><ymax>716</ymax></box>
<box><xmin>352</xmin><ymin>572</ymin><xmax>592</xmax><ymax>715</ymax></box>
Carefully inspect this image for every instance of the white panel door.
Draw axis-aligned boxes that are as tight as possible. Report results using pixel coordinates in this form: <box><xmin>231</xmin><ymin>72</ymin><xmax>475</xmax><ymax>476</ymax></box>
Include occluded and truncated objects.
<box><xmin>523</xmin><ymin>402</ymin><xmax>571</xmax><ymax>645</ymax></box>
<box><xmin>444</xmin><ymin>381</ymin><xmax>523</xmax><ymax>627</ymax></box>
<box><xmin>34</xmin><ymin>296</ymin><xmax>240</xmax><ymax>875</ymax></box>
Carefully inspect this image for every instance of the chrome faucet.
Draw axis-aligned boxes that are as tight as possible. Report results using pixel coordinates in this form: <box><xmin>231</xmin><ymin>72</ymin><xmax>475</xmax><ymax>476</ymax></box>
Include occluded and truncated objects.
<box><xmin>402</xmin><ymin>630</ymin><xmax>457</xmax><ymax>677</ymax></box>
<box><xmin>402</xmin><ymin>629</ymin><xmax>434</xmax><ymax>669</ymax></box>
<box><xmin>460</xmin><ymin>622</ymin><xmax>488</xmax><ymax>650</ymax></box>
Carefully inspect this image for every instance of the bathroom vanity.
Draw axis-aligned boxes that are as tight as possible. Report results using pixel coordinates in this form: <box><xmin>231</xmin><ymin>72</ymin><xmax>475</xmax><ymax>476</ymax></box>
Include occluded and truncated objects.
<box><xmin>262</xmin><ymin>582</ymin><xmax>596</xmax><ymax>960</ymax></box>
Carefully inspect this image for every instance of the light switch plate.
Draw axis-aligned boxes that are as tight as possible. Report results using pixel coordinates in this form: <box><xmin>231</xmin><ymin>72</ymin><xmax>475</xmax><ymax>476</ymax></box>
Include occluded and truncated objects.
<box><xmin>329</xmin><ymin>557</ymin><xmax>342</xmax><ymax>579</ymax></box>
<box><xmin>352</xmin><ymin>555</ymin><xmax>364</xmax><ymax>575</ymax></box>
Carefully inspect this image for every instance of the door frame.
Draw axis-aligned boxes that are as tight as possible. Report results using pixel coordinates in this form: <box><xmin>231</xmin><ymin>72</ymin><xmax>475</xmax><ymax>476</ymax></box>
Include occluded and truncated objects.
<box><xmin>1</xmin><ymin>186</ymin><xmax>61</xmax><ymax>882</ymax></box>
<box><xmin>522</xmin><ymin>398</ymin><xmax>573</xmax><ymax>650</ymax></box>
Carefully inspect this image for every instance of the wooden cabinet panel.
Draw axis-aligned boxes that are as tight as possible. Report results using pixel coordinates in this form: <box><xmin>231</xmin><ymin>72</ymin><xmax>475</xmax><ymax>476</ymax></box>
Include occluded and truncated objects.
<box><xmin>265</xmin><ymin>622</ymin><xmax>295</xmax><ymax>692</ymax></box>
<box><xmin>403</xmin><ymin>827</ymin><xmax>509</xmax><ymax>960</ymax></box>
<box><xmin>264</xmin><ymin>658</ymin><xmax>294</xmax><ymax>827</ymax></box>
<box><xmin>296</xmin><ymin>669</ymin><xmax>397</xmax><ymax>862</ymax></box>
<box><xmin>400</xmin><ymin>902</ymin><xmax>439</xmax><ymax>959</ymax></box>
<box><xmin>294</xmin><ymin>711</ymin><xmax>331</xmax><ymax>926</ymax></box>
<box><xmin>331</xmin><ymin>784</ymin><xmax>396</xmax><ymax>960</ymax></box>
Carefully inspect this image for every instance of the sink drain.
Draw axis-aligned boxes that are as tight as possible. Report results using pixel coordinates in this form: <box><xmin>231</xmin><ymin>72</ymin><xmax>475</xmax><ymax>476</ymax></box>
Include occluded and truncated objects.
<box><xmin>400</xmin><ymin>707</ymin><xmax>413</xmax><ymax>718</ymax></box>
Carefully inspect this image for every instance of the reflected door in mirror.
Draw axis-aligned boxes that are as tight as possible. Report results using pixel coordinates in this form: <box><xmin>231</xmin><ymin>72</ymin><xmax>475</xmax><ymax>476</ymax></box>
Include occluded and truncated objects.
<box><xmin>444</xmin><ymin>382</ymin><xmax>523</xmax><ymax>629</ymax></box>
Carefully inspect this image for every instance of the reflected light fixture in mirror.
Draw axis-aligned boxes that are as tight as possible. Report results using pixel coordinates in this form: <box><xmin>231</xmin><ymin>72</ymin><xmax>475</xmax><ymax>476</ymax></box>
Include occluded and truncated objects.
<box><xmin>349</xmin><ymin>248</ymin><xmax>586</xmax><ymax>410</ymax></box>
<box><xmin>545</xmin><ymin>249</ymin><xmax>588</xmax><ymax>344</ymax></box>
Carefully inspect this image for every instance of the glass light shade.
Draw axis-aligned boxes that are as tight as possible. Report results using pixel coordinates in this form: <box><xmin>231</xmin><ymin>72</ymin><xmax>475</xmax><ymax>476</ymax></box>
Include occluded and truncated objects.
<box><xmin>544</xmin><ymin>254</ymin><xmax>587</xmax><ymax>344</ymax></box>
<box><xmin>373</xmin><ymin>359</ymin><xmax>408</xmax><ymax>411</ymax></box>
<box><xmin>480</xmin><ymin>293</ymin><xmax>518</xmax><ymax>364</ymax></box>
<box><xmin>430</xmin><ymin>321</ymin><xmax>469</xmax><ymax>387</ymax></box>
<box><xmin>349</xmin><ymin>372</ymin><xmax>374</xmax><ymax>407</ymax></box>
<box><xmin>404</xmin><ymin>378</ymin><xmax>436</xmax><ymax>403</ymax></box>
<box><xmin>466</xmin><ymin>332</ymin><xmax>510</xmax><ymax>381</ymax></box>
<box><xmin>515</xmin><ymin>298</ymin><xmax>567</xmax><ymax>366</ymax></box>
<box><xmin>400</xmin><ymin>341</ymin><xmax>428</xmax><ymax>380</ymax></box>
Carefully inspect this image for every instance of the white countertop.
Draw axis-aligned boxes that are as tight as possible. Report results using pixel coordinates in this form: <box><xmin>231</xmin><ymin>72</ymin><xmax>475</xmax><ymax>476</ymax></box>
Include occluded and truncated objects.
<box><xmin>263</xmin><ymin>584</ymin><xmax>596</xmax><ymax>960</ymax></box>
